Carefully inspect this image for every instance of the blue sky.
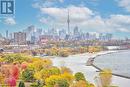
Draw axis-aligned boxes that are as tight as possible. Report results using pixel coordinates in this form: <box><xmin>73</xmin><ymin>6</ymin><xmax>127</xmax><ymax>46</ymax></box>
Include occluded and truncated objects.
<box><xmin>0</xmin><ymin>0</ymin><xmax>130</xmax><ymax>39</ymax></box>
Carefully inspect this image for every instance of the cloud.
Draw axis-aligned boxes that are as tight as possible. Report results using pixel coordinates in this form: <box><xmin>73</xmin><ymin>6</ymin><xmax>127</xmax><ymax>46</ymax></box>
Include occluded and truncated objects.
<box><xmin>32</xmin><ymin>0</ymin><xmax>64</xmax><ymax>8</ymax></box>
<box><xmin>38</xmin><ymin>6</ymin><xmax>107</xmax><ymax>32</ymax></box>
<box><xmin>4</xmin><ymin>17</ymin><xmax>16</xmax><ymax>25</ymax></box>
<box><xmin>34</xmin><ymin>1</ymin><xmax>130</xmax><ymax>34</ymax></box>
<box><xmin>118</xmin><ymin>28</ymin><xmax>130</xmax><ymax>33</ymax></box>
<box><xmin>116</xmin><ymin>0</ymin><xmax>130</xmax><ymax>12</ymax></box>
<box><xmin>39</xmin><ymin>17</ymin><xmax>53</xmax><ymax>24</ymax></box>
<box><xmin>105</xmin><ymin>14</ymin><xmax>130</xmax><ymax>33</ymax></box>
<box><xmin>40</xmin><ymin>5</ymin><xmax>93</xmax><ymax>20</ymax></box>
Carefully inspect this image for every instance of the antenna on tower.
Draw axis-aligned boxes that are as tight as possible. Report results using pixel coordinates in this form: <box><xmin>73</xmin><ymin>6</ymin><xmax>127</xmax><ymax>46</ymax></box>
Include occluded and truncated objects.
<box><xmin>67</xmin><ymin>9</ymin><xmax>70</xmax><ymax>35</ymax></box>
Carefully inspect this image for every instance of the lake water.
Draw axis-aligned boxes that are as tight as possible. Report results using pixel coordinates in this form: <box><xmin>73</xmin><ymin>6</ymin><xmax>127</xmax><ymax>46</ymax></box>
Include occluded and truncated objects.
<box><xmin>94</xmin><ymin>50</ymin><xmax>130</xmax><ymax>77</ymax></box>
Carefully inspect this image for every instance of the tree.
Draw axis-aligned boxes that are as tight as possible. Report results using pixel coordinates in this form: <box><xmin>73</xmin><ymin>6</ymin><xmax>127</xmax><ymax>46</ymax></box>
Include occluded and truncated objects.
<box><xmin>54</xmin><ymin>79</ymin><xmax>69</xmax><ymax>87</ymax></box>
<box><xmin>89</xmin><ymin>83</ymin><xmax>95</xmax><ymax>87</ymax></box>
<box><xmin>34</xmin><ymin>67</ymin><xmax>60</xmax><ymax>82</ymax></box>
<box><xmin>61</xmin><ymin>73</ymin><xmax>74</xmax><ymax>84</ymax></box>
<box><xmin>60</xmin><ymin>67</ymin><xmax>72</xmax><ymax>74</ymax></box>
<box><xmin>74</xmin><ymin>72</ymin><xmax>86</xmax><ymax>81</ymax></box>
<box><xmin>6</xmin><ymin>76</ymin><xmax>16</xmax><ymax>87</ymax></box>
<box><xmin>0</xmin><ymin>72</ymin><xmax>5</xmax><ymax>84</ymax></box>
<box><xmin>49</xmin><ymin>67</ymin><xmax>61</xmax><ymax>75</ymax></box>
<box><xmin>19</xmin><ymin>81</ymin><xmax>25</xmax><ymax>87</ymax></box>
<box><xmin>45</xmin><ymin>75</ymin><xmax>69</xmax><ymax>87</ymax></box>
<box><xmin>3</xmin><ymin>54</ymin><xmax>30</xmax><ymax>63</ymax></box>
<box><xmin>58</xmin><ymin>50</ymin><xmax>69</xmax><ymax>57</ymax></box>
<box><xmin>28</xmin><ymin>59</ymin><xmax>52</xmax><ymax>71</ymax></box>
<box><xmin>71</xmin><ymin>80</ymin><xmax>88</xmax><ymax>87</ymax></box>
<box><xmin>10</xmin><ymin>64</ymin><xmax>20</xmax><ymax>80</ymax></box>
<box><xmin>0</xmin><ymin>57</ymin><xmax>4</xmax><ymax>62</ymax></box>
<box><xmin>21</xmin><ymin>62</ymin><xmax>28</xmax><ymax>70</ymax></box>
<box><xmin>22</xmin><ymin>69</ymin><xmax>34</xmax><ymax>82</ymax></box>
<box><xmin>99</xmin><ymin>69</ymin><xmax>112</xmax><ymax>87</ymax></box>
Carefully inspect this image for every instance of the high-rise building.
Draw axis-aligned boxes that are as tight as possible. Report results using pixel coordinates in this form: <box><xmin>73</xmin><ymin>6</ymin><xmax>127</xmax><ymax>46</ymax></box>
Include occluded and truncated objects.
<box><xmin>99</xmin><ymin>33</ymin><xmax>112</xmax><ymax>41</ymax></box>
<box><xmin>14</xmin><ymin>32</ymin><xmax>26</xmax><ymax>45</ymax></box>
<box><xmin>0</xmin><ymin>33</ymin><xmax>2</xmax><ymax>38</ymax></box>
<box><xmin>9</xmin><ymin>33</ymin><xmax>13</xmax><ymax>40</ymax></box>
<box><xmin>106</xmin><ymin>33</ymin><xmax>112</xmax><ymax>41</ymax></box>
<box><xmin>6</xmin><ymin>30</ymin><xmax>9</xmax><ymax>39</ymax></box>
<box><xmin>24</xmin><ymin>25</ymin><xmax>43</xmax><ymax>43</ymax></box>
<box><xmin>50</xmin><ymin>28</ymin><xmax>58</xmax><ymax>36</ymax></box>
<box><xmin>23</xmin><ymin>25</ymin><xmax>35</xmax><ymax>41</ymax></box>
<box><xmin>73</xmin><ymin>26</ymin><xmax>79</xmax><ymax>36</ymax></box>
<box><xmin>31</xmin><ymin>35</ymin><xmax>36</xmax><ymax>44</ymax></box>
<box><xmin>59</xmin><ymin>29</ymin><xmax>66</xmax><ymax>39</ymax></box>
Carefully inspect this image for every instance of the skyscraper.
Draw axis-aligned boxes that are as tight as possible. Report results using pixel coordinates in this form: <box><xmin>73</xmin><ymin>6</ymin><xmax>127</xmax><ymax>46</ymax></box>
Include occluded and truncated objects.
<box><xmin>14</xmin><ymin>32</ymin><xmax>26</xmax><ymax>45</ymax></box>
<box><xmin>6</xmin><ymin>30</ymin><xmax>9</xmax><ymax>39</ymax></box>
<box><xmin>23</xmin><ymin>25</ymin><xmax>35</xmax><ymax>41</ymax></box>
<box><xmin>73</xmin><ymin>26</ymin><xmax>79</xmax><ymax>36</ymax></box>
<box><xmin>59</xmin><ymin>29</ymin><xmax>66</xmax><ymax>39</ymax></box>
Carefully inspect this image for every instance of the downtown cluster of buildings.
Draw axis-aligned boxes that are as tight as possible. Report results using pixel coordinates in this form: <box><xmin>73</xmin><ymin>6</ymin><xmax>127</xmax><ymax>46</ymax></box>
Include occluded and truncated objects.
<box><xmin>1</xmin><ymin>25</ymin><xmax>113</xmax><ymax>45</ymax></box>
<box><xmin>0</xmin><ymin>11</ymin><xmax>113</xmax><ymax>46</ymax></box>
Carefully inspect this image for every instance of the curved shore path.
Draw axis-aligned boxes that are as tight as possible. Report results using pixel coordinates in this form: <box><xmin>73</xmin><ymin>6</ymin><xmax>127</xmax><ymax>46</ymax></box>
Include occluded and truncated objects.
<box><xmin>50</xmin><ymin>51</ymin><xmax>130</xmax><ymax>87</ymax></box>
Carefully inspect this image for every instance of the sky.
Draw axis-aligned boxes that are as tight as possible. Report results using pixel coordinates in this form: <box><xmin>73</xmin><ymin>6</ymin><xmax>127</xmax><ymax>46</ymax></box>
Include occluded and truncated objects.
<box><xmin>0</xmin><ymin>0</ymin><xmax>130</xmax><ymax>39</ymax></box>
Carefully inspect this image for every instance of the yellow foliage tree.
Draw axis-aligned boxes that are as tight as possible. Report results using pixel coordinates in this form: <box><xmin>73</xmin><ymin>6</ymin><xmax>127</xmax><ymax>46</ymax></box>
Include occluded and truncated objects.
<box><xmin>71</xmin><ymin>80</ymin><xmax>88</xmax><ymax>87</ymax></box>
<box><xmin>45</xmin><ymin>75</ymin><xmax>69</xmax><ymax>87</ymax></box>
<box><xmin>99</xmin><ymin>69</ymin><xmax>112</xmax><ymax>87</ymax></box>
<box><xmin>61</xmin><ymin>73</ymin><xmax>74</xmax><ymax>84</ymax></box>
<box><xmin>60</xmin><ymin>67</ymin><xmax>72</xmax><ymax>74</ymax></box>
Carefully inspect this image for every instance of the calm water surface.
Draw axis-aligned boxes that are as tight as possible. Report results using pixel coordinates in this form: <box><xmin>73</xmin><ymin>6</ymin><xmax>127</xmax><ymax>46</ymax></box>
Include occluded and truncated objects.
<box><xmin>94</xmin><ymin>50</ymin><xmax>130</xmax><ymax>77</ymax></box>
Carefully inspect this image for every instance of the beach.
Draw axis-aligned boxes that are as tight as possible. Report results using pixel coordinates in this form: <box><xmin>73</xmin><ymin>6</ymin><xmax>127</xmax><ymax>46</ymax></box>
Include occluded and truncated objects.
<box><xmin>49</xmin><ymin>51</ymin><xmax>130</xmax><ymax>87</ymax></box>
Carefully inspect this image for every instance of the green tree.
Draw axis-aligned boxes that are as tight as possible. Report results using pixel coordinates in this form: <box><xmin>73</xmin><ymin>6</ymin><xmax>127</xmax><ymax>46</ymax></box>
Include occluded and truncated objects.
<box><xmin>18</xmin><ymin>81</ymin><xmax>25</xmax><ymax>87</ymax></box>
<box><xmin>22</xmin><ymin>69</ymin><xmax>34</xmax><ymax>82</ymax></box>
<box><xmin>74</xmin><ymin>72</ymin><xmax>86</xmax><ymax>81</ymax></box>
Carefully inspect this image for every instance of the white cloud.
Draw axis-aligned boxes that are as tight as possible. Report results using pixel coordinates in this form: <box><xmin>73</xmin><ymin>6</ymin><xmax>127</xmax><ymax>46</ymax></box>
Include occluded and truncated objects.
<box><xmin>116</xmin><ymin>0</ymin><xmax>130</xmax><ymax>12</ymax></box>
<box><xmin>118</xmin><ymin>28</ymin><xmax>130</xmax><ymax>33</ymax></box>
<box><xmin>105</xmin><ymin>14</ymin><xmax>130</xmax><ymax>33</ymax></box>
<box><xmin>34</xmin><ymin>3</ymin><xmax>130</xmax><ymax>34</ymax></box>
<box><xmin>39</xmin><ymin>17</ymin><xmax>53</xmax><ymax>24</ymax></box>
<box><xmin>38</xmin><ymin>6</ymin><xmax>109</xmax><ymax>32</ymax></box>
<box><xmin>4</xmin><ymin>17</ymin><xmax>16</xmax><ymax>25</ymax></box>
<box><xmin>40</xmin><ymin>5</ymin><xmax>93</xmax><ymax>21</ymax></box>
<box><xmin>32</xmin><ymin>0</ymin><xmax>64</xmax><ymax>8</ymax></box>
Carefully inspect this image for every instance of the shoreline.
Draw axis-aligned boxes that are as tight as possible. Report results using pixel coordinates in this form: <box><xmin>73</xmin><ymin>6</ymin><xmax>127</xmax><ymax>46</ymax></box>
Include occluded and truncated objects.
<box><xmin>88</xmin><ymin>50</ymin><xmax>130</xmax><ymax>79</ymax></box>
<box><xmin>50</xmin><ymin>50</ymin><xmax>130</xmax><ymax>87</ymax></box>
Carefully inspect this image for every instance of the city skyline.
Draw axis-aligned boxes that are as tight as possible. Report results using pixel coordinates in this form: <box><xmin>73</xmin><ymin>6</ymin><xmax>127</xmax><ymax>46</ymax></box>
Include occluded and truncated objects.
<box><xmin>0</xmin><ymin>0</ymin><xmax>130</xmax><ymax>39</ymax></box>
